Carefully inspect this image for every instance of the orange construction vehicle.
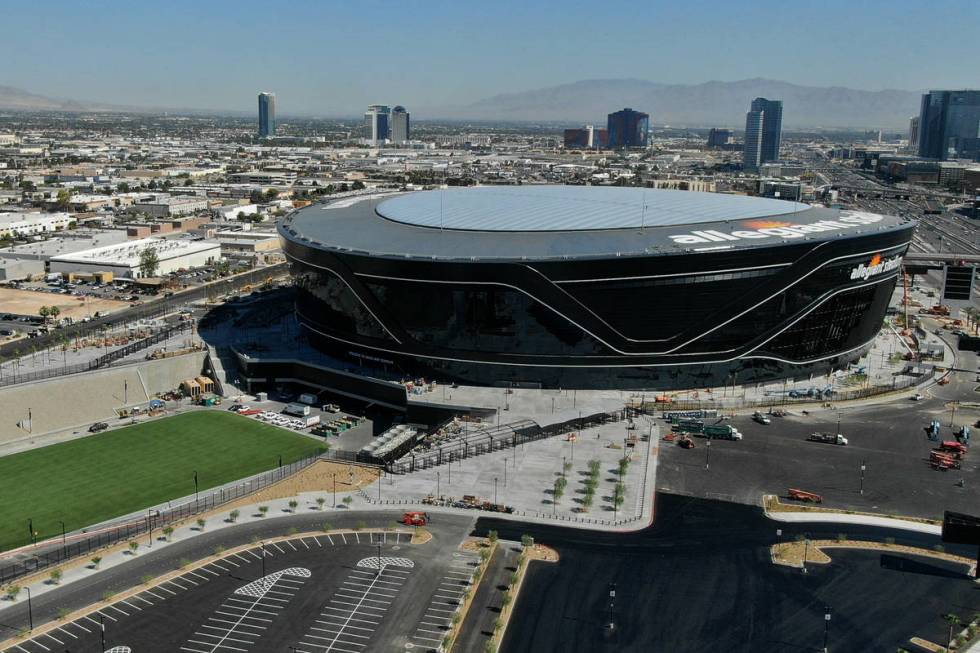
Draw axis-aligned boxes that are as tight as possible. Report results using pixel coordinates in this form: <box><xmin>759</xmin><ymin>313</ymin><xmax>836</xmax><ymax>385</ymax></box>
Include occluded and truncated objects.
<box><xmin>402</xmin><ymin>511</ymin><xmax>429</xmax><ymax>526</ymax></box>
<box><xmin>788</xmin><ymin>488</ymin><xmax>823</xmax><ymax>503</ymax></box>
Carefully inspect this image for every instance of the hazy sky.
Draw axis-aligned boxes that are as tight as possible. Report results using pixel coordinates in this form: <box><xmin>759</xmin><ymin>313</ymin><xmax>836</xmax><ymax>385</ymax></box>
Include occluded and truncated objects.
<box><xmin>3</xmin><ymin>0</ymin><xmax>978</xmax><ymax>116</ymax></box>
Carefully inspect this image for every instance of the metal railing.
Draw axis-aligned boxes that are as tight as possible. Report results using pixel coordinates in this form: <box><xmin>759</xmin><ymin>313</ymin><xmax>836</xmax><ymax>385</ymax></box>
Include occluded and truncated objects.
<box><xmin>386</xmin><ymin>409</ymin><xmax>633</xmax><ymax>474</ymax></box>
<box><xmin>0</xmin><ymin>449</ymin><xmax>327</xmax><ymax>586</ymax></box>
<box><xmin>0</xmin><ymin>322</ymin><xmax>192</xmax><ymax>389</ymax></box>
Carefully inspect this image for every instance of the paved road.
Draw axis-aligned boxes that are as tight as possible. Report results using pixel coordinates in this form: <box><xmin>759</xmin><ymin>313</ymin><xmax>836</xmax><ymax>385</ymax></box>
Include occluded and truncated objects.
<box><xmin>0</xmin><ymin>511</ymin><xmax>476</xmax><ymax>652</ymax></box>
<box><xmin>454</xmin><ymin>542</ymin><xmax>518</xmax><ymax>653</ymax></box>
<box><xmin>656</xmin><ymin>396</ymin><xmax>979</xmax><ymax>519</ymax></box>
<box><xmin>480</xmin><ymin>494</ymin><xmax>979</xmax><ymax>653</ymax></box>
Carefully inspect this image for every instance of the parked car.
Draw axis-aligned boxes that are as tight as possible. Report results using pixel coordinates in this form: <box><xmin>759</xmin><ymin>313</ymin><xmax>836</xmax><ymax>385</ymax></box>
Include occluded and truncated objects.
<box><xmin>89</xmin><ymin>422</ymin><xmax>109</xmax><ymax>433</ymax></box>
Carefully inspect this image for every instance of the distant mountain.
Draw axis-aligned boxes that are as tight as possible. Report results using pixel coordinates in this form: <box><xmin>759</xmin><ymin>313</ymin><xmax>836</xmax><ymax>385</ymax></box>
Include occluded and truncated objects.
<box><xmin>0</xmin><ymin>85</ymin><xmax>110</xmax><ymax>112</ymax></box>
<box><xmin>422</xmin><ymin>78</ymin><xmax>923</xmax><ymax>129</ymax></box>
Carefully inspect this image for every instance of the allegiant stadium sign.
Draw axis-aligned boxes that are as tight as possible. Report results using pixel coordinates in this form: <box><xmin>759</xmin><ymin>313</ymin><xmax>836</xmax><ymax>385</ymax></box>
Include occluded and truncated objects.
<box><xmin>849</xmin><ymin>254</ymin><xmax>902</xmax><ymax>280</ymax></box>
<box><xmin>667</xmin><ymin>211</ymin><xmax>886</xmax><ymax>245</ymax></box>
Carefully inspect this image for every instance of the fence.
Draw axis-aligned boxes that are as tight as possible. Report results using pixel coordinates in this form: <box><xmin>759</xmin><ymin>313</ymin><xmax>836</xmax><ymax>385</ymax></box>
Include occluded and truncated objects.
<box><xmin>0</xmin><ymin>321</ymin><xmax>192</xmax><ymax>389</ymax></box>
<box><xmin>386</xmin><ymin>408</ymin><xmax>634</xmax><ymax>474</ymax></box>
<box><xmin>0</xmin><ymin>448</ymin><xmax>327</xmax><ymax>586</ymax></box>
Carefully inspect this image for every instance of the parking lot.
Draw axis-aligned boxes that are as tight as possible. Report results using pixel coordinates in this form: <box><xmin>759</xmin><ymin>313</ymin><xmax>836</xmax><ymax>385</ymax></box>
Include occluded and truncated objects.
<box><xmin>1</xmin><ymin>528</ymin><xmax>476</xmax><ymax>653</ymax></box>
<box><xmin>224</xmin><ymin>396</ymin><xmax>375</xmax><ymax>453</ymax></box>
<box><xmin>655</xmin><ymin>396</ymin><xmax>980</xmax><ymax>519</ymax></box>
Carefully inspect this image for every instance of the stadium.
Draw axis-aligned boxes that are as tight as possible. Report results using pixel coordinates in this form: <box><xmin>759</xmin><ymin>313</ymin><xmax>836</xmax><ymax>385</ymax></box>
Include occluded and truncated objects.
<box><xmin>278</xmin><ymin>186</ymin><xmax>915</xmax><ymax>389</ymax></box>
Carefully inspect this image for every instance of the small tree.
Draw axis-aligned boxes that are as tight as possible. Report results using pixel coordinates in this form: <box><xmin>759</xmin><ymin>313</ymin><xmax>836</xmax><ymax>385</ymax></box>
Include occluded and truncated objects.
<box><xmin>501</xmin><ymin>592</ymin><xmax>513</xmax><ymax>607</ymax></box>
<box><xmin>90</xmin><ymin>556</ymin><xmax>102</xmax><ymax>569</ymax></box>
<box><xmin>229</xmin><ymin>509</ymin><xmax>240</xmax><ymax>523</ymax></box>
<box><xmin>487</xmin><ymin>530</ymin><xmax>498</xmax><ymax>544</ymax></box>
<box><xmin>138</xmin><ymin>246</ymin><xmax>160</xmax><ymax>278</ymax></box>
<box><xmin>322</xmin><ymin>522</ymin><xmax>333</xmax><ymax>532</ymax></box>
<box><xmin>49</xmin><ymin>568</ymin><xmax>62</xmax><ymax>585</ymax></box>
<box><xmin>38</xmin><ymin>305</ymin><xmax>50</xmax><ymax>322</ymax></box>
<box><xmin>196</xmin><ymin>518</ymin><xmax>206</xmax><ymax>531</ymax></box>
<box><xmin>128</xmin><ymin>540</ymin><xmax>139</xmax><ymax>555</ymax></box>
<box><xmin>258</xmin><ymin>505</ymin><xmax>269</xmax><ymax>517</ymax></box>
<box><xmin>521</xmin><ymin>534</ymin><xmax>534</xmax><ymax>549</ymax></box>
<box><xmin>162</xmin><ymin>525</ymin><xmax>174</xmax><ymax>541</ymax></box>
<box><xmin>316</xmin><ymin>497</ymin><xmax>326</xmax><ymax>511</ymax></box>
<box><xmin>140</xmin><ymin>574</ymin><xmax>154</xmax><ymax>585</ymax></box>
<box><xmin>288</xmin><ymin>500</ymin><xmax>298</xmax><ymax>512</ymax></box>
<box><xmin>214</xmin><ymin>545</ymin><xmax>226</xmax><ymax>556</ymax></box>
<box><xmin>342</xmin><ymin>496</ymin><xmax>353</xmax><ymax>507</ymax></box>
<box><xmin>5</xmin><ymin>584</ymin><xmax>21</xmax><ymax>601</ymax></box>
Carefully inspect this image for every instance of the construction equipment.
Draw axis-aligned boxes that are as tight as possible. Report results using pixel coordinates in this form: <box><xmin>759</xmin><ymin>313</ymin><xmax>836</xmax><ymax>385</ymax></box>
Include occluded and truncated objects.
<box><xmin>401</xmin><ymin>511</ymin><xmax>429</xmax><ymax>526</ymax></box>
<box><xmin>930</xmin><ymin>451</ymin><xmax>962</xmax><ymax>469</ymax></box>
<box><xmin>788</xmin><ymin>488</ymin><xmax>823</xmax><ymax>503</ymax></box>
<box><xmin>938</xmin><ymin>441</ymin><xmax>968</xmax><ymax>456</ymax></box>
<box><xmin>702</xmin><ymin>424</ymin><xmax>743</xmax><ymax>440</ymax></box>
<box><xmin>677</xmin><ymin>435</ymin><xmax>695</xmax><ymax>449</ymax></box>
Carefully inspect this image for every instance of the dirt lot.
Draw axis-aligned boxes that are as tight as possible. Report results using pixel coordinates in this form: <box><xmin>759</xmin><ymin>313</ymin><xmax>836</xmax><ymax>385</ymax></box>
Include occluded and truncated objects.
<box><xmin>0</xmin><ymin>287</ymin><xmax>129</xmax><ymax>320</ymax></box>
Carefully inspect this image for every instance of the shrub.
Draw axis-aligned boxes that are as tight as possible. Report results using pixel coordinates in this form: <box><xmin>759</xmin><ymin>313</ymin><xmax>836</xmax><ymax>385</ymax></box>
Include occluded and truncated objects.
<box><xmin>101</xmin><ymin>589</ymin><xmax>116</xmax><ymax>602</ymax></box>
<box><xmin>501</xmin><ymin>593</ymin><xmax>513</xmax><ymax>607</ymax></box>
<box><xmin>140</xmin><ymin>574</ymin><xmax>154</xmax><ymax>585</ymax></box>
<box><xmin>196</xmin><ymin>518</ymin><xmax>206</xmax><ymax>531</ymax></box>
<box><xmin>287</xmin><ymin>527</ymin><xmax>298</xmax><ymax>535</ymax></box>
<box><xmin>836</xmin><ymin>533</ymin><xmax>848</xmax><ymax>542</ymax></box>
<box><xmin>229</xmin><ymin>509</ymin><xmax>240</xmax><ymax>522</ymax></box>
<box><xmin>316</xmin><ymin>497</ymin><xmax>326</xmax><ymax>510</ymax></box>
<box><xmin>162</xmin><ymin>526</ymin><xmax>174</xmax><ymax>541</ymax></box>
<box><xmin>510</xmin><ymin>572</ymin><xmax>519</xmax><ymax>585</ymax></box>
<box><xmin>521</xmin><ymin>534</ymin><xmax>534</xmax><ymax>549</ymax></box>
<box><xmin>258</xmin><ymin>506</ymin><xmax>269</xmax><ymax>517</ymax></box>
<box><xmin>342</xmin><ymin>496</ymin><xmax>353</xmax><ymax>506</ymax></box>
<box><xmin>354</xmin><ymin>520</ymin><xmax>367</xmax><ymax>531</ymax></box>
<box><xmin>288</xmin><ymin>500</ymin><xmax>298</xmax><ymax>512</ymax></box>
<box><xmin>177</xmin><ymin>557</ymin><xmax>191</xmax><ymax>569</ymax></box>
<box><xmin>57</xmin><ymin>607</ymin><xmax>71</xmax><ymax>620</ymax></box>
<box><xmin>213</xmin><ymin>545</ymin><xmax>225</xmax><ymax>556</ymax></box>
<box><xmin>90</xmin><ymin>556</ymin><xmax>102</xmax><ymax>569</ymax></box>
<box><xmin>49</xmin><ymin>568</ymin><xmax>62</xmax><ymax>584</ymax></box>
<box><xmin>128</xmin><ymin>540</ymin><xmax>139</xmax><ymax>554</ymax></box>
<box><xmin>487</xmin><ymin>530</ymin><xmax>499</xmax><ymax>544</ymax></box>
<box><xmin>322</xmin><ymin>522</ymin><xmax>334</xmax><ymax>532</ymax></box>
<box><xmin>5</xmin><ymin>585</ymin><xmax>21</xmax><ymax>601</ymax></box>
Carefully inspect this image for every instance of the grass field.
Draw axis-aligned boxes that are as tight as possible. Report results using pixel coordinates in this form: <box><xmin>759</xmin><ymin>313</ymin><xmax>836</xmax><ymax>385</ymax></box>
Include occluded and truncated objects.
<box><xmin>0</xmin><ymin>411</ymin><xmax>326</xmax><ymax>553</ymax></box>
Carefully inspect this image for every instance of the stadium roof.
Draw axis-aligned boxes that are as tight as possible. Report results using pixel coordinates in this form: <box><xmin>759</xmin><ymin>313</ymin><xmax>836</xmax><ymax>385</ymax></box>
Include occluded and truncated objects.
<box><xmin>280</xmin><ymin>187</ymin><xmax>913</xmax><ymax>262</ymax></box>
<box><xmin>375</xmin><ymin>186</ymin><xmax>811</xmax><ymax>232</ymax></box>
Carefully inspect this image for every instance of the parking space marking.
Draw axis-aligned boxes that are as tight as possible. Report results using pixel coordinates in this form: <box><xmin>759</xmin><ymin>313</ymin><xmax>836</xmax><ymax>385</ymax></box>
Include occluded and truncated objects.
<box><xmin>183</xmin><ymin>567</ymin><xmax>310</xmax><ymax>653</ymax></box>
<box><xmin>411</xmin><ymin>555</ymin><xmax>477</xmax><ymax>648</ymax></box>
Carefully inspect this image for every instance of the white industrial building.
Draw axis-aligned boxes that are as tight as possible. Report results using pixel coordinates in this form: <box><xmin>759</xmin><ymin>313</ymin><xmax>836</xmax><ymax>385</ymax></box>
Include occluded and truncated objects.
<box><xmin>0</xmin><ymin>212</ymin><xmax>74</xmax><ymax>238</ymax></box>
<box><xmin>49</xmin><ymin>236</ymin><xmax>220</xmax><ymax>279</ymax></box>
<box><xmin>130</xmin><ymin>197</ymin><xmax>209</xmax><ymax>218</ymax></box>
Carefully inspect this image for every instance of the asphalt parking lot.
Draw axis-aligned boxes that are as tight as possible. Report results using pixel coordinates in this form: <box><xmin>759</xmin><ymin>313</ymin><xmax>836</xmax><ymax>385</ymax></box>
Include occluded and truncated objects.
<box><xmin>483</xmin><ymin>494</ymin><xmax>980</xmax><ymax>653</ymax></box>
<box><xmin>0</xmin><ymin>513</ymin><xmax>479</xmax><ymax>653</ymax></box>
<box><xmin>655</xmin><ymin>397</ymin><xmax>980</xmax><ymax>519</ymax></box>
<box><xmin>1</xmin><ymin>529</ymin><xmax>472</xmax><ymax>653</ymax></box>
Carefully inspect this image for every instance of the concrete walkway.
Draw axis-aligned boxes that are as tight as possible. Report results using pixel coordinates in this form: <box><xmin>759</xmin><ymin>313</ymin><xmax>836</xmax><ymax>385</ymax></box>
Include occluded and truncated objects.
<box><xmin>766</xmin><ymin>509</ymin><xmax>942</xmax><ymax>535</ymax></box>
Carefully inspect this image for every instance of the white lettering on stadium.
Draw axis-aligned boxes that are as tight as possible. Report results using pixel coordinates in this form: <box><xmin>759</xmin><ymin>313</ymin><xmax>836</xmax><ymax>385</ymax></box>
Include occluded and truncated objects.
<box><xmin>848</xmin><ymin>255</ymin><xmax>902</xmax><ymax>281</ymax></box>
<box><xmin>667</xmin><ymin>211</ymin><xmax>886</xmax><ymax>245</ymax></box>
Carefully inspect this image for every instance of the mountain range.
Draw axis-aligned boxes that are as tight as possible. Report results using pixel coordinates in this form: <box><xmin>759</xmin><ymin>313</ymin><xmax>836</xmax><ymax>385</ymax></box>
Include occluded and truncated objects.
<box><xmin>0</xmin><ymin>78</ymin><xmax>924</xmax><ymax>129</ymax></box>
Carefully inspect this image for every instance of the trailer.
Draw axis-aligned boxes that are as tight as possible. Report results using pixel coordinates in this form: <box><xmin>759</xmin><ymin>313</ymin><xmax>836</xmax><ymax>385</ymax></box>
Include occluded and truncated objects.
<box><xmin>283</xmin><ymin>402</ymin><xmax>311</xmax><ymax>417</ymax></box>
<box><xmin>808</xmin><ymin>432</ymin><xmax>848</xmax><ymax>446</ymax></box>
<box><xmin>298</xmin><ymin>393</ymin><xmax>318</xmax><ymax>406</ymax></box>
<box><xmin>938</xmin><ymin>440</ymin><xmax>968</xmax><ymax>456</ymax></box>
<box><xmin>788</xmin><ymin>488</ymin><xmax>823</xmax><ymax>503</ymax></box>
<box><xmin>702</xmin><ymin>424</ymin><xmax>743</xmax><ymax>440</ymax></box>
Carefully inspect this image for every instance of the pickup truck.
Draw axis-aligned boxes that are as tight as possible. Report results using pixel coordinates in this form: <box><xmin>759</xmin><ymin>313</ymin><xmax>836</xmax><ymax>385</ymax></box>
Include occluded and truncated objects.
<box><xmin>752</xmin><ymin>412</ymin><xmax>771</xmax><ymax>425</ymax></box>
<box><xmin>808</xmin><ymin>432</ymin><xmax>848</xmax><ymax>446</ymax></box>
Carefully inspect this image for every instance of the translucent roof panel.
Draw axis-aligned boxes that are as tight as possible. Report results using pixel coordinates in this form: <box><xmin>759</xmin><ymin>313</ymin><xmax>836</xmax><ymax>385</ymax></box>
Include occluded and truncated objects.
<box><xmin>375</xmin><ymin>186</ymin><xmax>811</xmax><ymax>232</ymax></box>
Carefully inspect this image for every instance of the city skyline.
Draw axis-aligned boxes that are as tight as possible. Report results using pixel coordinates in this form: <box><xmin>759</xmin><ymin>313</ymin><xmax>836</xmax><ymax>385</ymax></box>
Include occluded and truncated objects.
<box><xmin>1</xmin><ymin>0</ymin><xmax>977</xmax><ymax>117</ymax></box>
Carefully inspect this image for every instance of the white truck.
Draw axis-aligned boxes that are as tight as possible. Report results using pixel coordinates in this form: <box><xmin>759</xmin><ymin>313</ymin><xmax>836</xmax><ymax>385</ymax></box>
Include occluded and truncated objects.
<box><xmin>283</xmin><ymin>402</ymin><xmax>311</xmax><ymax>417</ymax></box>
<box><xmin>298</xmin><ymin>393</ymin><xmax>318</xmax><ymax>405</ymax></box>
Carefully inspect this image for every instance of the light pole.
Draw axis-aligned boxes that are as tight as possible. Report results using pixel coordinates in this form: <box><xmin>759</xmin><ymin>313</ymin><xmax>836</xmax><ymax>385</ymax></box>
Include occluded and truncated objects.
<box><xmin>260</xmin><ymin>541</ymin><xmax>266</xmax><ymax>579</ymax></box>
<box><xmin>859</xmin><ymin>461</ymin><xmax>866</xmax><ymax>495</ymax></box>
<box><xmin>376</xmin><ymin>543</ymin><xmax>382</xmax><ymax>577</ymax></box>
<box><xmin>193</xmin><ymin>470</ymin><xmax>199</xmax><ymax>503</ymax></box>
<box><xmin>436</xmin><ymin>471</ymin><xmax>440</xmax><ymax>499</ymax></box>
<box><xmin>58</xmin><ymin>520</ymin><xmax>66</xmax><ymax>555</ymax></box>
<box><xmin>836</xmin><ymin>412</ymin><xmax>842</xmax><ymax>435</ymax></box>
<box><xmin>705</xmin><ymin>439</ymin><xmax>711</xmax><ymax>470</ymax></box>
<box><xmin>823</xmin><ymin>606</ymin><xmax>832</xmax><ymax>652</ymax></box>
<box><xmin>333</xmin><ymin>473</ymin><xmax>337</xmax><ymax>507</ymax></box>
<box><xmin>25</xmin><ymin>586</ymin><xmax>33</xmax><ymax>632</ymax></box>
<box><xmin>493</xmin><ymin>477</ymin><xmax>498</xmax><ymax>505</ymax></box>
<box><xmin>27</xmin><ymin>518</ymin><xmax>36</xmax><ymax>546</ymax></box>
<box><xmin>278</xmin><ymin>454</ymin><xmax>283</xmax><ymax>479</ymax></box>
<box><xmin>99</xmin><ymin>611</ymin><xmax>105</xmax><ymax>649</ymax></box>
<box><xmin>803</xmin><ymin>536</ymin><xmax>810</xmax><ymax>574</ymax></box>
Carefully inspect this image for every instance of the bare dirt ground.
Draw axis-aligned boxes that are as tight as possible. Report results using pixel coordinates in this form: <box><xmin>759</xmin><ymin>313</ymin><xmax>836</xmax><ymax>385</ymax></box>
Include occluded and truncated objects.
<box><xmin>222</xmin><ymin>459</ymin><xmax>381</xmax><ymax>513</ymax></box>
<box><xmin>0</xmin><ymin>287</ymin><xmax>128</xmax><ymax>320</ymax></box>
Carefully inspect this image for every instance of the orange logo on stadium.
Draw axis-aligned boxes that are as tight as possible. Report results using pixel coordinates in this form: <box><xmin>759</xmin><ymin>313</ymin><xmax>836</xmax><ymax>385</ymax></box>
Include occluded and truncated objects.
<box><xmin>868</xmin><ymin>253</ymin><xmax>882</xmax><ymax>267</ymax></box>
<box><xmin>741</xmin><ymin>219</ymin><xmax>794</xmax><ymax>229</ymax></box>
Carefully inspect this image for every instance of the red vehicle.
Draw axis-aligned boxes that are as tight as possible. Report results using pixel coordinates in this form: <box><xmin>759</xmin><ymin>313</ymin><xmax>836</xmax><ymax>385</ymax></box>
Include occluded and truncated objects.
<box><xmin>930</xmin><ymin>451</ymin><xmax>961</xmax><ymax>469</ymax></box>
<box><xmin>939</xmin><ymin>441</ymin><xmax>968</xmax><ymax>455</ymax></box>
<box><xmin>238</xmin><ymin>409</ymin><xmax>263</xmax><ymax>416</ymax></box>
<box><xmin>402</xmin><ymin>511</ymin><xmax>429</xmax><ymax>526</ymax></box>
<box><xmin>788</xmin><ymin>488</ymin><xmax>823</xmax><ymax>503</ymax></box>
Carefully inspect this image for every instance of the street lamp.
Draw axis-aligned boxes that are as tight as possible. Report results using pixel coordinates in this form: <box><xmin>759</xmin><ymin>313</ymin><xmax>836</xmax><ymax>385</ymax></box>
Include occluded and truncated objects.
<box><xmin>436</xmin><ymin>471</ymin><xmax>441</xmax><ymax>499</ymax></box>
<box><xmin>24</xmin><ymin>586</ymin><xmax>33</xmax><ymax>632</ymax></box>
<box><xmin>493</xmin><ymin>477</ymin><xmax>498</xmax><ymax>505</ymax></box>
<box><xmin>333</xmin><ymin>473</ymin><xmax>337</xmax><ymax>507</ymax></box>
<box><xmin>859</xmin><ymin>461</ymin><xmax>866</xmax><ymax>495</ymax></box>
<box><xmin>823</xmin><ymin>606</ymin><xmax>832</xmax><ymax>652</ymax></box>
<box><xmin>27</xmin><ymin>518</ymin><xmax>36</xmax><ymax>546</ymax></box>
<box><xmin>705</xmin><ymin>440</ymin><xmax>711</xmax><ymax>470</ymax></box>
<box><xmin>193</xmin><ymin>470</ymin><xmax>199</xmax><ymax>503</ymax></box>
<box><xmin>376</xmin><ymin>542</ymin><xmax>382</xmax><ymax>577</ymax></box>
<box><xmin>58</xmin><ymin>520</ymin><xmax>66</xmax><ymax>555</ymax></box>
<box><xmin>803</xmin><ymin>536</ymin><xmax>810</xmax><ymax>574</ymax></box>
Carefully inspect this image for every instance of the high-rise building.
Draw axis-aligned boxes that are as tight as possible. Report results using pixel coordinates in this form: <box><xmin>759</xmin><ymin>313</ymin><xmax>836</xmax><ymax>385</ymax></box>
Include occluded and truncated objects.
<box><xmin>587</xmin><ymin>125</ymin><xmax>608</xmax><ymax>148</ymax></box>
<box><xmin>743</xmin><ymin>97</ymin><xmax>782</xmax><ymax>171</ymax></box>
<box><xmin>258</xmin><ymin>92</ymin><xmax>276</xmax><ymax>138</ymax></box>
<box><xmin>563</xmin><ymin>128</ymin><xmax>589</xmax><ymax>149</ymax></box>
<box><xmin>607</xmin><ymin>108</ymin><xmax>649</xmax><ymax>148</ymax></box>
<box><xmin>908</xmin><ymin>116</ymin><xmax>920</xmax><ymax>152</ymax></box>
<box><xmin>917</xmin><ymin>90</ymin><xmax>980</xmax><ymax>161</ymax></box>
<box><xmin>390</xmin><ymin>106</ymin><xmax>410</xmax><ymax>144</ymax></box>
<box><xmin>364</xmin><ymin>105</ymin><xmax>391</xmax><ymax>145</ymax></box>
<box><xmin>707</xmin><ymin>128</ymin><xmax>733</xmax><ymax>148</ymax></box>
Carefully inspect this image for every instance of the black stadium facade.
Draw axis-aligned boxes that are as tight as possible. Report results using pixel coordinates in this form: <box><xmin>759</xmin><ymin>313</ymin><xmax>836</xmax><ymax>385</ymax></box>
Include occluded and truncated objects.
<box><xmin>278</xmin><ymin>186</ymin><xmax>915</xmax><ymax>389</ymax></box>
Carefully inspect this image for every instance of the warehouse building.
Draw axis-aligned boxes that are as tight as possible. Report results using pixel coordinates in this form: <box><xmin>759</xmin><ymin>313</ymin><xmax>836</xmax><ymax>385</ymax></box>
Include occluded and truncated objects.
<box><xmin>49</xmin><ymin>236</ymin><xmax>220</xmax><ymax>279</ymax></box>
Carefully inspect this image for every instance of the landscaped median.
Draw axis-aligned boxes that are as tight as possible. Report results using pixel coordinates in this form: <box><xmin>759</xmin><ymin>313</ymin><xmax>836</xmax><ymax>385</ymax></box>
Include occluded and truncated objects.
<box><xmin>771</xmin><ymin>536</ymin><xmax>977</xmax><ymax>574</ymax></box>
<box><xmin>763</xmin><ymin>494</ymin><xmax>941</xmax><ymax>527</ymax></box>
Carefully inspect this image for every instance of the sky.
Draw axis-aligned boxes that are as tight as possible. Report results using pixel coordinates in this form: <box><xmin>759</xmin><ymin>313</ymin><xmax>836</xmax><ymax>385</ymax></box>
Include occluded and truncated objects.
<box><xmin>2</xmin><ymin>0</ymin><xmax>979</xmax><ymax>116</ymax></box>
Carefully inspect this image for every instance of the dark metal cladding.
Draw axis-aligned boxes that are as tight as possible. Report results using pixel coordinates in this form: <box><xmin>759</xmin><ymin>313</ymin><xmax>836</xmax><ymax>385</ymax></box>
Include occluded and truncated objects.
<box><xmin>278</xmin><ymin>187</ymin><xmax>916</xmax><ymax>389</ymax></box>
